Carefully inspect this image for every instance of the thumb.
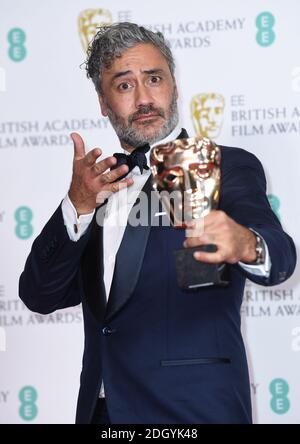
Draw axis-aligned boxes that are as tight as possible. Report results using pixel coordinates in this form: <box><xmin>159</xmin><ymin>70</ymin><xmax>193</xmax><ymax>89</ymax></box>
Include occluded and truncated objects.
<box><xmin>70</xmin><ymin>132</ymin><xmax>85</xmax><ymax>160</ymax></box>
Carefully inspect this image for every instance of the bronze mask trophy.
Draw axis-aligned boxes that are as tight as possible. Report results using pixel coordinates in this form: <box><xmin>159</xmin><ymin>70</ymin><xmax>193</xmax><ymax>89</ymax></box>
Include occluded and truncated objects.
<box><xmin>150</xmin><ymin>136</ymin><xmax>229</xmax><ymax>290</ymax></box>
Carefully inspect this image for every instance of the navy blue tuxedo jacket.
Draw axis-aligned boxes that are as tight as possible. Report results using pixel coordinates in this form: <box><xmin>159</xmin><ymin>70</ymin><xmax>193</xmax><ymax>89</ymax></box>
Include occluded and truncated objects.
<box><xmin>19</xmin><ymin>144</ymin><xmax>296</xmax><ymax>424</ymax></box>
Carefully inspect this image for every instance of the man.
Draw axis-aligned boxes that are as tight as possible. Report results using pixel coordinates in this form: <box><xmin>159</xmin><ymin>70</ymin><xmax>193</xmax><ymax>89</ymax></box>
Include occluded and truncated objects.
<box><xmin>19</xmin><ymin>22</ymin><xmax>296</xmax><ymax>424</ymax></box>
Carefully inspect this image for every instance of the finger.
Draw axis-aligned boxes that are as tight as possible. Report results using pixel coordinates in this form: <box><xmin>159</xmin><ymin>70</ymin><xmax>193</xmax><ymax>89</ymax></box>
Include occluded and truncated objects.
<box><xmin>109</xmin><ymin>177</ymin><xmax>134</xmax><ymax>193</ymax></box>
<box><xmin>84</xmin><ymin>147</ymin><xmax>103</xmax><ymax>167</ymax></box>
<box><xmin>183</xmin><ymin>233</ymin><xmax>212</xmax><ymax>248</ymax></box>
<box><xmin>95</xmin><ymin>177</ymin><xmax>134</xmax><ymax>202</ymax></box>
<box><xmin>91</xmin><ymin>156</ymin><xmax>117</xmax><ymax>176</ymax></box>
<box><xmin>186</xmin><ymin>211</ymin><xmax>221</xmax><ymax>231</ymax></box>
<box><xmin>70</xmin><ymin>132</ymin><xmax>86</xmax><ymax>160</ymax></box>
<box><xmin>99</xmin><ymin>164</ymin><xmax>130</xmax><ymax>184</ymax></box>
<box><xmin>204</xmin><ymin>210</ymin><xmax>227</xmax><ymax>230</ymax></box>
<box><xmin>193</xmin><ymin>250</ymin><xmax>224</xmax><ymax>264</ymax></box>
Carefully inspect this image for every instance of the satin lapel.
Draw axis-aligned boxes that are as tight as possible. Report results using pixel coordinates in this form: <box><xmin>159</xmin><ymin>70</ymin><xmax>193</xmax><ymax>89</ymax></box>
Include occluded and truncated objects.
<box><xmin>81</xmin><ymin>205</ymin><xmax>107</xmax><ymax>323</ymax></box>
<box><xmin>104</xmin><ymin>128</ymin><xmax>189</xmax><ymax>322</ymax></box>
<box><xmin>105</xmin><ymin>175</ymin><xmax>156</xmax><ymax>322</ymax></box>
<box><xmin>177</xmin><ymin>128</ymin><xmax>189</xmax><ymax>139</ymax></box>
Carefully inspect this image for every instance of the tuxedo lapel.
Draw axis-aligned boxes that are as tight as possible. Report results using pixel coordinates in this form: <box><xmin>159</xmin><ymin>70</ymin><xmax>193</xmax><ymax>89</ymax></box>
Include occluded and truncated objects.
<box><xmin>177</xmin><ymin>128</ymin><xmax>189</xmax><ymax>140</ymax></box>
<box><xmin>105</xmin><ymin>176</ymin><xmax>155</xmax><ymax>322</ymax></box>
<box><xmin>81</xmin><ymin>205</ymin><xmax>107</xmax><ymax>323</ymax></box>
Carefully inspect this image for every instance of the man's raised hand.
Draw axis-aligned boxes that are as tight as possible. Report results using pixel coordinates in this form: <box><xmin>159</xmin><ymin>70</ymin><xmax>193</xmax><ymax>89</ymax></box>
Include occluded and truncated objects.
<box><xmin>68</xmin><ymin>132</ymin><xmax>133</xmax><ymax>216</ymax></box>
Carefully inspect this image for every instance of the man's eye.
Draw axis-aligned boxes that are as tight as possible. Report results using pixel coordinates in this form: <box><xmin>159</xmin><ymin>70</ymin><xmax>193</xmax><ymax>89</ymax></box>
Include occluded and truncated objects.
<box><xmin>150</xmin><ymin>76</ymin><xmax>161</xmax><ymax>84</ymax></box>
<box><xmin>118</xmin><ymin>82</ymin><xmax>132</xmax><ymax>91</ymax></box>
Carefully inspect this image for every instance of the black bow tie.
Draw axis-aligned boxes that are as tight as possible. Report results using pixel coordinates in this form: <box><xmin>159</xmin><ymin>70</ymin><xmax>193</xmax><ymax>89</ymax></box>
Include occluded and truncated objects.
<box><xmin>111</xmin><ymin>143</ymin><xmax>150</xmax><ymax>181</ymax></box>
<box><xmin>111</xmin><ymin>129</ymin><xmax>189</xmax><ymax>181</ymax></box>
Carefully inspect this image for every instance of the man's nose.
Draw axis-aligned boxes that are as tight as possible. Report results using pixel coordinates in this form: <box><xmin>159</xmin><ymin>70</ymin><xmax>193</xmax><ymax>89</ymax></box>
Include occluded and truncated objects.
<box><xmin>135</xmin><ymin>84</ymin><xmax>153</xmax><ymax>108</ymax></box>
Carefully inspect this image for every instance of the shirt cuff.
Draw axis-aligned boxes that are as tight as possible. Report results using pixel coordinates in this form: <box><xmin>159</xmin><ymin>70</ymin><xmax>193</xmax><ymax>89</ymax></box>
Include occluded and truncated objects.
<box><xmin>61</xmin><ymin>194</ymin><xmax>95</xmax><ymax>241</ymax></box>
<box><xmin>238</xmin><ymin>230</ymin><xmax>271</xmax><ymax>278</ymax></box>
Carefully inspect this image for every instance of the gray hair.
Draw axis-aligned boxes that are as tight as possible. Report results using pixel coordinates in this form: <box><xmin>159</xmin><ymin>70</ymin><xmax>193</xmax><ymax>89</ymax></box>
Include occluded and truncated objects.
<box><xmin>85</xmin><ymin>22</ymin><xmax>175</xmax><ymax>94</ymax></box>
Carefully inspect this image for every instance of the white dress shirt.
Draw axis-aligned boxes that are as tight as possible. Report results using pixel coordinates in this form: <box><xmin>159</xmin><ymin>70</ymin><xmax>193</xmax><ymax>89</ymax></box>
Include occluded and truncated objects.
<box><xmin>61</xmin><ymin>125</ymin><xmax>271</xmax><ymax>397</ymax></box>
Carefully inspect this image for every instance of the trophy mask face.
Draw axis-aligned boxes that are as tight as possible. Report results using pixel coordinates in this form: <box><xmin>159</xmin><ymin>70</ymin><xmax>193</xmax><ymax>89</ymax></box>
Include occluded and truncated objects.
<box><xmin>151</xmin><ymin>137</ymin><xmax>221</xmax><ymax>226</ymax></box>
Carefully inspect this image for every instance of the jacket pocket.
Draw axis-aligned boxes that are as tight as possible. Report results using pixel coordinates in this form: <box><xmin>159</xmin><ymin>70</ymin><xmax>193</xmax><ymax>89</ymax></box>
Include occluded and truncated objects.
<box><xmin>161</xmin><ymin>357</ymin><xmax>231</xmax><ymax>367</ymax></box>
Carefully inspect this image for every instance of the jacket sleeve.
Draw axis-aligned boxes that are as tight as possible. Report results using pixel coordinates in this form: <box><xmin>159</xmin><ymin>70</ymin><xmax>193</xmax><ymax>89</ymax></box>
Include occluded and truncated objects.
<box><xmin>220</xmin><ymin>147</ymin><xmax>296</xmax><ymax>286</ymax></box>
<box><xmin>19</xmin><ymin>203</ymin><xmax>93</xmax><ymax>314</ymax></box>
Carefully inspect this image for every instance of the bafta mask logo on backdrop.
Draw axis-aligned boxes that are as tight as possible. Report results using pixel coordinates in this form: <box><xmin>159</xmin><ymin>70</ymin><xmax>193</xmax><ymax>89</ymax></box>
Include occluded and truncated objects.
<box><xmin>269</xmin><ymin>378</ymin><xmax>290</xmax><ymax>415</ymax></box>
<box><xmin>7</xmin><ymin>28</ymin><xmax>27</xmax><ymax>62</ymax></box>
<box><xmin>78</xmin><ymin>8</ymin><xmax>112</xmax><ymax>52</ymax></box>
<box><xmin>19</xmin><ymin>386</ymin><xmax>38</xmax><ymax>421</ymax></box>
<box><xmin>267</xmin><ymin>194</ymin><xmax>281</xmax><ymax>220</ymax></box>
<box><xmin>191</xmin><ymin>93</ymin><xmax>225</xmax><ymax>140</ymax></box>
<box><xmin>256</xmin><ymin>12</ymin><xmax>275</xmax><ymax>47</ymax></box>
<box><xmin>15</xmin><ymin>206</ymin><xmax>33</xmax><ymax>240</ymax></box>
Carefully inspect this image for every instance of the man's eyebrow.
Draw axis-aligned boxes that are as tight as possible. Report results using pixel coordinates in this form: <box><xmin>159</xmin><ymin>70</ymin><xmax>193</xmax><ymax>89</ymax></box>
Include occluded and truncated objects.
<box><xmin>111</xmin><ymin>68</ymin><xmax>166</xmax><ymax>81</ymax></box>
<box><xmin>111</xmin><ymin>70</ymin><xmax>132</xmax><ymax>81</ymax></box>
<box><xmin>142</xmin><ymin>68</ymin><xmax>165</xmax><ymax>75</ymax></box>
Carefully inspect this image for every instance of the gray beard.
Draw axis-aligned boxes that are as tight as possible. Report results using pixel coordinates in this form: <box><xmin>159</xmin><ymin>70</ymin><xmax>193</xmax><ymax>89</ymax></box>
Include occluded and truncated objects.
<box><xmin>104</xmin><ymin>90</ymin><xmax>179</xmax><ymax>148</ymax></box>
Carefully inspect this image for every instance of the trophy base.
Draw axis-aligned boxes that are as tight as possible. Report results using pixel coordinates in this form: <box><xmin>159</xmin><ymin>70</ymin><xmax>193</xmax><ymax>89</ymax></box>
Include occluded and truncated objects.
<box><xmin>174</xmin><ymin>244</ymin><xmax>229</xmax><ymax>291</ymax></box>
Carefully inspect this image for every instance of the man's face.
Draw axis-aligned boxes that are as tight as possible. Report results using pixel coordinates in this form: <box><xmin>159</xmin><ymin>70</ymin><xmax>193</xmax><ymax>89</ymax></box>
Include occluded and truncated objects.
<box><xmin>98</xmin><ymin>43</ymin><xmax>179</xmax><ymax>148</ymax></box>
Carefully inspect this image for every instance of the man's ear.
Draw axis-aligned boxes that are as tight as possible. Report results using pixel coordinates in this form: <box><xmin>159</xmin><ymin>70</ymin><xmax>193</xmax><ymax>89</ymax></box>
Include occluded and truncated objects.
<box><xmin>98</xmin><ymin>94</ymin><xmax>108</xmax><ymax>117</ymax></box>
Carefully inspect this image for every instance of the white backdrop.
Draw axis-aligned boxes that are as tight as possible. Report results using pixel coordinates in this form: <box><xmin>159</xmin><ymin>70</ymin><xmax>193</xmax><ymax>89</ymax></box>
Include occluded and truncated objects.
<box><xmin>0</xmin><ymin>0</ymin><xmax>299</xmax><ymax>424</ymax></box>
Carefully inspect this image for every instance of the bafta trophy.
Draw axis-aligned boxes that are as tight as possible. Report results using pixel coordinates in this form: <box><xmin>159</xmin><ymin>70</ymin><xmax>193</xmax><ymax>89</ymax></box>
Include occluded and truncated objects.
<box><xmin>150</xmin><ymin>136</ymin><xmax>229</xmax><ymax>290</ymax></box>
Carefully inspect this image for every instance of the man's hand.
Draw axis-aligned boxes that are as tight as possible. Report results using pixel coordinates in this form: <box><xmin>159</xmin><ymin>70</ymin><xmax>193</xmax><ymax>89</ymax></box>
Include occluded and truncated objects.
<box><xmin>183</xmin><ymin>210</ymin><xmax>257</xmax><ymax>265</ymax></box>
<box><xmin>68</xmin><ymin>132</ymin><xmax>133</xmax><ymax>216</ymax></box>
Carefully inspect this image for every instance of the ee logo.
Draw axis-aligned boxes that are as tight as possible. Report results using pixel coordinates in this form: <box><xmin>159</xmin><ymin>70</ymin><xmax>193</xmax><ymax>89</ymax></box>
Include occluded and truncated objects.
<box><xmin>269</xmin><ymin>378</ymin><xmax>290</xmax><ymax>414</ymax></box>
<box><xmin>19</xmin><ymin>386</ymin><xmax>38</xmax><ymax>421</ymax></box>
<box><xmin>15</xmin><ymin>206</ymin><xmax>33</xmax><ymax>239</ymax></box>
<box><xmin>256</xmin><ymin>12</ymin><xmax>275</xmax><ymax>47</ymax></box>
<box><xmin>7</xmin><ymin>28</ymin><xmax>27</xmax><ymax>62</ymax></box>
<box><xmin>267</xmin><ymin>194</ymin><xmax>281</xmax><ymax>220</ymax></box>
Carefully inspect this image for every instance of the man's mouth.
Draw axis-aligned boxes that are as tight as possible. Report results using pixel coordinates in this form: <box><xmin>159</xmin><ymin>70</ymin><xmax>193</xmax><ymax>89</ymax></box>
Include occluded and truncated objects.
<box><xmin>133</xmin><ymin>113</ymin><xmax>160</xmax><ymax>121</ymax></box>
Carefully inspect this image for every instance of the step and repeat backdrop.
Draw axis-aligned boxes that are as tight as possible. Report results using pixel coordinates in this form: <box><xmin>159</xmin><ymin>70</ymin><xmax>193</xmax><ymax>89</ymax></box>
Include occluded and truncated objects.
<box><xmin>0</xmin><ymin>0</ymin><xmax>299</xmax><ymax>424</ymax></box>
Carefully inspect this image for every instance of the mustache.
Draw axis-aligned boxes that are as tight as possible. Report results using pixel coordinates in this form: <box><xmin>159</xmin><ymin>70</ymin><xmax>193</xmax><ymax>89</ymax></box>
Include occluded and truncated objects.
<box><xmin>129</xmin><ymin>105</ymin><xmax>165</xmax><ymax>123</ymax></box>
